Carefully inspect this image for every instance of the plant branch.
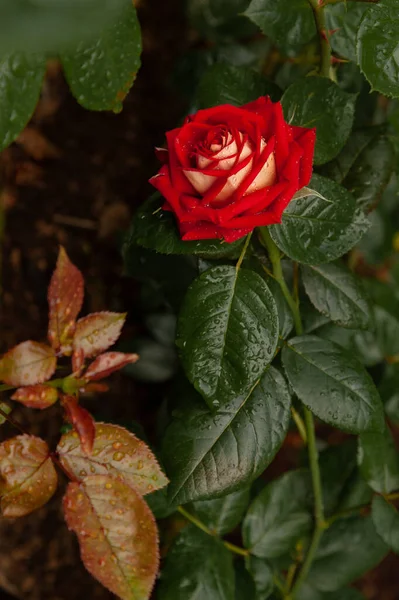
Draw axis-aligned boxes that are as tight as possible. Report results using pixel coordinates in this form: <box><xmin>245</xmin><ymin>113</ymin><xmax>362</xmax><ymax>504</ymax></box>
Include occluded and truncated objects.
<box><xmin>0</xmin><ymin>406</ymin><xmax>28</xmax><ymax>435</ymax></box>
<box><xmin>236</xmin><ymin>232</ymin><xmax>252</xmax><ymax>272</ymax></box>
<box><xmin>291</xmin><ymin>407</ymin><xmax>308</xmax><ymax>445</ymax></box>
<box><xmin>177</xmin><ymin>506</ymin><xmax>249</xmax><ymax>557</ymax></box>
<box><xmin>307</xmin><ymin>0</ymin><xmax>332</xmax><ymax>78</ymax></box>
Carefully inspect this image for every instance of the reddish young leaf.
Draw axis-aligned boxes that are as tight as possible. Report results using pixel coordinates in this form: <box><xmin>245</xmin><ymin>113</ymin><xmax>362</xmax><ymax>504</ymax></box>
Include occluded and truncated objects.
<box><xmin>0</xmin><ymin>341</ymin><xmax>57</xmax><ymax>386</ymax></box>
<box><xmin>48</xmin><ymin>246</ymin><xmax>84</xmax><ymax>354</ymax></box>
<box><xmin>84</xmin><ymin>352</ymin><xmax>139</xmax><ymax>381</ymax></box>
<box><xmin>62</xmin><ymin>395</ymin><xmax>95</xmax><ymax>456</ymax></box>
<box><xmin>0</xmin><ymin>435</ymin><xmax>57</xmax><ymax>517</ymax></box>
<box><xmin>72</xmin><ymin>347</ymin><xmax>85</xmax><ymax>375</ymax></box>
<box><xmin>73</xmin><ymin>312</ymin><xmax>126</xmax><ymax>359</ymax></box>
<box><xmin>11</xmin><ymin>385</ymin><xmax>58</xmax><ymax>409</ymax></box>
<box><xmin>63</xmin><ymin>475</ymin><xmax>159</xmax><ymax>600</ymax></box>
<box><xmin>57</xmin><ymin>423</ymin><xmax>168</xmax><ymax>495</ymax></box>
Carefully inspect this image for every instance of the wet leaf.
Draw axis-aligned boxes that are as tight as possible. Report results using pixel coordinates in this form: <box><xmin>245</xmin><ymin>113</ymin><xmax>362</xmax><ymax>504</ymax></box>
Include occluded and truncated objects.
<box><xmin>282</xmin><ymin>335</ymin><xmax>385</xmax><ymax>433</ymax></box>
<box><xmin>11</xmin><ymin>385</ymin><xmax>58</xmax><ymax>409</ymax></box>
<box><xmin>48</xmin><ymin>246</ymin><xmax>84</xmax><ymax>354</ymax></box>
<box><xmin>62</xmin><ymin>395</ymin><xmax>95</xmax><ymax>456</ymax></box>
<box><xmin>0</xmin><ymin>341</ymin><xmax>57</xmax><ymax>386</ymax></box>
<box><xmin>73</xmin><ymin>312</ymin><xmax>126</xmax><ymax>358</ymax></box>
<box><xmin>372</xmin><ymin>495</ymin><xmax>399</xmax><ymax>554</ymax></box>
<box><xmin>0</xmin><ymin>435</ymin><xmax>57</xmax><ymax>517</ymax></box>
<box><xmin>0</xmin><ymin>53</ymin><xmax>46</xmax><ymax>152</ymax></box>
<box><xmin>177</xmin><ymin>265</ymin><xmax>279</xmax><ymax>409</ymax></box>
<box><xmin>358</xmin><ymin>425</ymin><xmax>399</xmax><ymax>494</ymax></box>
<box><xmin>62</xmin><ymin>0</ymin><xmax>141</xmax><ymax>112</ymax></box>
<box><xmin>325</xmin><ymin>3</ymin><xmax>369</xmax><ymax>62</ymax></box>
<box><xmin>269</xmin><ymin>175</ymin><xmax>370</xmax><ymax>265</ymax></box>
<box><xmin>84</xmin><ymin>352</ymin><xmax>139</xmax><ymax>381</ymax></box>
<box><xmin>57</xmin><ymin>423</ymin><xmax>168</xmax><ymax>495</ymax></box>
<box><xmin>192</xmin><ymin>487</ymin><xmax>251</xmax><ymax>535</ymax></box>
<box><xmin>301</xmin><ymin>261</ymin><xmax>372</xmax><ymax>330</ymax></box>
<box><xmin>157</xmin><ymin>524</ymin><xmax>234</xmax><ymax>600</ymax></box>
<box><xmin>357</xmin><ymin>0</ymin><xmax>399</xmax><ymax>98</ymax></box>
<box><xmin>63</xmin><ymin>475</ymin><xmax>159</xmax><ymax>600</ymax></box>
<box><xmin>282</xmin><ymin>77</ymin><xmax>357</xmax><ymax>164</ymax></box>
<box><xmin>163</xmin><ymin>368</ymin><xmax>291</xmax><ymax>504</ymax></box>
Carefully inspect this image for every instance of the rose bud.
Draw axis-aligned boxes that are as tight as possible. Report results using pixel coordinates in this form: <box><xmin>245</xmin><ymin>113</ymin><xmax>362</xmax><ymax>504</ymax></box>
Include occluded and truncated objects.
<box><xmin>149</xmin><ymin>97</ymin><xmax>316</xmax><ymax>243</ymax></box>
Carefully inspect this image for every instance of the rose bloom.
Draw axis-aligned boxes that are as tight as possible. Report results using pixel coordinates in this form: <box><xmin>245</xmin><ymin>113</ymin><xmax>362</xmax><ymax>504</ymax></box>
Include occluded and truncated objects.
<box><xmin>149</xmin><ymin>97</ymin><xmax>316</xmax><ymax>243</ymax></box>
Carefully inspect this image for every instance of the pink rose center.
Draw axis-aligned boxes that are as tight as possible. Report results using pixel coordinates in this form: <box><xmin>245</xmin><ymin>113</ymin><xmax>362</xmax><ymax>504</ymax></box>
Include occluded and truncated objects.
<box><xmin>183</xmin><ymin>129</ymin><xmax>276</xmax><ymax>204</ymax></box>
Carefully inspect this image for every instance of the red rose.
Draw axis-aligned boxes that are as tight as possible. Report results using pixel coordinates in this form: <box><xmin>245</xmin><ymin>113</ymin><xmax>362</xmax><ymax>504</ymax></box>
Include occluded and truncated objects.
<box><xmin>149</xmin><ymin>97</ymin><xmax>316</xmax><ymax>243</ymax></box>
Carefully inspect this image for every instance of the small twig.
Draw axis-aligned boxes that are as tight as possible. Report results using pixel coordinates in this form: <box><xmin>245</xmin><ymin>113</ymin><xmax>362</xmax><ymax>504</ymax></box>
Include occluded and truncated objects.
<box><xmin>0</xmin><ymin>406</ymin><xmax>28</xmax><ymax>435</ymax></box>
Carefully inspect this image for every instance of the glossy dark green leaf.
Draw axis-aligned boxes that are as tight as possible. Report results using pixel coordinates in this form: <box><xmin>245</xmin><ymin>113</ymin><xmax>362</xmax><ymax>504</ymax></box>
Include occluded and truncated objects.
<box><xmin>245</xmin><ymin>557</ymin><xmax>274</xmax><ymax>600</ymax></box>
<box><xmin>192</xmin><ymin>487</ymin><xmax>251</xmax><ymax>535</ymax></box>
<box><xmin>177</xmin><ymin>266</ymin><xmax>279</xmax><ymax>409</ymax></box>
<box><xmin>357</xmin><ymin>0</ymin><xmax>399</xmax><ymax>98</ymax></box>
<box><xmin>282</xmin><ymin>335</ymin><xmax>385</xmax><ymax>433</ymax></box>
<box><xmin>62</xmin><ymin>1</ymin><xmax>141</xmax><ymax>111</ymax></box>
<box><xmin>163</xmin><ymin>367</ymin><xmax>291</xmax><ymax>504</ymax></box>
<box><xmin>198</xmin><ymin>63</ymin><xmax>280</xmax><ymax>108</ymax></box>
<box><xmin>269</xmin><ymin>175</ymin><xmax>370</xmax><ymax>265</ymax></box>
<box><xmin>325</xmin><ymin>4</ymin><xmax>369</xmax><ymax>62</ymax></box>
<box><xmin>319</xmin><ymin>439</ymin><xmax>357</xmax><ymax>516</ymax></box>
<box><xmin>264</xmin><ymin>276</ymin><xmax>294</xmax><ymax>340</ymax></box>
<box><xmin>358</xmin><ymin>426</ymin><xmax>399</xmax><ymax>494</ymax></box>
<box><xmin>297</xmin><ymin>585</ymin><xmax>366</xmax><ymax>600</ymax></box>
<box><xmin>242</xmin><ymin>470</ymin><xmax>312</xmax><ymax>558</ymax></box>
<box><xmin>158</xmin><ymin>525</ymin><xmax>235</xmax><ymax>600</ymax></box>
<box><xmin>0</xmin><ymin>0</ymin><xmax>127</xmax><ymax>55</ymax></box>
<box><xmin>301</xmin><ymin>262</ymin><xmax>372</xmax><ymax>330</ymax></box>
<box><xmin>243</xmin><ymin>0</ymin><xmax>315</xmax><ymax>53</ymax></box>
<box><xmin>321</xmin><ymin>128</ymin><xmax>395</xmax><ymax>213</ymax></box>
<box><xmin>128</xmin><ymin>195</ymin><xmax>244</xmax><ymax>258</ymax></box>
<box><xmin>373</xmin><ymin>306</ymin><xmax>399</xmax><ymax>359</ymax></box>
<box><xmin>145</xmin><ymin>488</ymin><xmax>176</xmax><ymax>519</ymax></box>
<box><xmin>307</xmin><ymin>516</ymin><xmax>388</xmax><ymax>591</ymax></box>
<box><xmin>0</xmin><ymin>53</ymin><xmax>46</xmax><ymax>151</ymax></box>
<box><xmin>372</xmin><ymin>496</ymin><xmax>399</xmax><ymax>554</ymax></box>
<box><xmin>336</xmin><ymin>471</ymin><xmax>372</xmax><ymax>513</ymax></box>
<box><xmin>282</xmin><ymin>78</ymin><xmax>356</xmax><ymax>164</ymax></box>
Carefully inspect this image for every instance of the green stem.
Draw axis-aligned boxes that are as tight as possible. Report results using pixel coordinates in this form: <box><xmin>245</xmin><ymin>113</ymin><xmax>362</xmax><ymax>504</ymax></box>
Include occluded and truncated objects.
<box><xmin>177</xmin><ymin>506</ymin><xmax>249</xmax><ymax>557</ymax></box>
<box><xmin>307</xmin><ymin>0</ymin><xmax>332</xmax><ymax>78</ymax></box>
<box><xmin>259</xmin><ymin>228</ymin><xmax>303</xmax><ymax>335</ymax></box>
<box><xmin>259</xmin><ymin>227</ymin><xmax>325</xmax><ymax>598</ymax></box>
<box><xmin>236</xmin><ymin>232</ymin><xmax>252</xmax><ymax>272</ymax></box>
<box><xmin>291</xmin><ymin>407</ymin><xmax>308</xmax><ymax>445</ymax></box>
<box><xmin>0</xmin><ymin>406</ymin><xmax>27</xmax><ymax>435</ymax></box>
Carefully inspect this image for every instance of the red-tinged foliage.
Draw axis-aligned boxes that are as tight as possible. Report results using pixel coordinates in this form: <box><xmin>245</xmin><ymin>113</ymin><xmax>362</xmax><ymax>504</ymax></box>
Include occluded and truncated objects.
<box><xmin>48</xmin><ymin>246</ymin><xmax>84</xmax><ymax>354</ymax></box>
<box><xmin>84</xmin><ymin>351</ymin><xmax>139</xmax><ymax>381</ymax></box>
<box><xmin>63</xmin><ymin>475</ymin><xmax>159</xmax><ymax>600</ymax></box>
<box><xmin>0</xmin><ymin>435</ymin><xmax>58</xmax><ymax>517</ymax></box>
<box><xmin>0</xmin><ymin>341</ymin><xmax>57</xmax><ymax>386</ymax></box>
<box><xmin>57</xmin><ymin>423</ymin><xmax>168</xmax><ymax>495</ymax></box>
<box><xmin>73</xmin><ymin>312</ymin><xmax>127</xmax><ymax>358</ymax></box>
<box><xmin>72</xmin><ymin>347</ymin><xmax>85</xmax><ymax>375</ymax></box>
<box><xmin>62</xmin><ymin>395</ymin><xmax>95</xmax><ymax>456</ymax></box>
<box><xmin>11</xmin><ymin>385</ymin><xmax>58</xmax><ymax>409</ymax></box>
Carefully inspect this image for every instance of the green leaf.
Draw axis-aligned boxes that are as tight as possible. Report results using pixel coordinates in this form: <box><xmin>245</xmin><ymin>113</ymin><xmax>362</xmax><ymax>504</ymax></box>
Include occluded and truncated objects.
<box><xmin>188</xmin><ymin>0</ymin><xmax>256</xmax><ymax>40</ymax></box>
<box><xmin>269</xmin><ymin>175</ymin><xmax>370</xmax><ymax>265</ymax></box>
<box><xmin>336</xmin><ymin>471</ymin><xmax>372</xmax><ymax>513</ymax></box>
<box><xmin>244</xmin><ymin>0</ymin><xmax>316</xmax><ymax>53</ymax></box>
<box><xmin>325</xmin><ymin>4</ymin><xmax>369</xmax><ymax>62</ymax></box>
<box><xmin>282</xmin><ymin>77</ymin><xmax>357</xmax><ymax>164</ymax></box>
<box><xmin>163</xmin><ymin>367</ymin><xmax>291</xmax><ymax>504</ymax></box>
<box><xmin>307</xmin><ymin>516</ymin><xmax>388</xmax><ymax>591</ymax></box>
<box><xmin>282</xmin><ymin>335</ymin><xmax>385</xmax><ymax>433</ymax></box>
<box><xmin>297</xmin><ymin>585</ymin><xmax>366</xmax><ymax>600</ymax></box>
<box><xmin>62</xmin><ymin>1</ymin><xmax>141</xmax><ymax>112</ymax></box>
<box><xmin>198</xmin><ymin>63</ymin><xmax>280</xmax><ymax>108</ymax></box>
<box><xmin>128</xmin><ymin>195</ymin><xmax>245</xmax><ymax>258</ymax></box>
<box><xmin>235</xmin><ymin>561</ymin><xmax>257</xmax><ymax>599</ymax></box>
<box><xmin>372</xmin><ymin>496</ymin><xmax>399</xmax><ymax>554</ymax></box>
<box><xmin>357</xmin><ymin>0</ymin><xmax>399</xmax><ymax>98</ymax></box>
<box><xmin>192</xmin><ymin>487</ymin><xmax>251</xmax><ymax>535</ymax></box>
<box><xmin>358</xmin><ymin>426</ymin><xmax>399</xmax><ymax>494</ymax></box>
<box><xmin>121</xmin><ymin>337</ymin><xmax>177</xmax><ymax>383</ymax></box>
<box><xmin>373</xmin><ymin>306</ymin><xmax>399</xmax><ymax>359</ymax></box>
<box><xmin>301</xmin><ymin>262</ymin><xmax>372</xmax><ymax>330</ymax></box>
<box><xmin>0</xmin><ymin>0</ymin><xmax>128</xmax><ymax>55</ymax></box>
<box><xmin>319</xmin><ymin>439</ymin><xmax>357</xmax><ymax>516</ymax></box>
<box><xmin>0</xmin><ymin>53</ymin><xmax>46</xmax><ymax>152</ymax></box>
<box><xmin>321</xmin><ymin>128</ymin><xmax>395</xmax><ymax>213</ymax></box>
<box><xmin>242</xmin><ymin>470</ymin><xmax>312</xmax><ymax>558</ymax></box>
<box><xmin>158</xmin><ymin>525</ymin><xmax>235</xmax><ymax>600</ymax></box>
<box><xmin>177</xmin><ymin>265</ymin><xmax>279</xmax><ymax>409</ymax></box>
<box><xmin>245</xmin><ymin>556</ymin><xmax>274</xmax><ymax>600</ymax></box>
<box><xmin>264</xmin><ymin>276</ymin><xmax>294</xmax><ymax>340</ymax></box>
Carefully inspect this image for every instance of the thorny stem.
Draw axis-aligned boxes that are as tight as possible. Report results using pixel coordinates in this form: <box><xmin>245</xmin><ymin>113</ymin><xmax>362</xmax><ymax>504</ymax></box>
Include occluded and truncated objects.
<box><xmin>259</xmin><ymin>227</ymin><xmax>326</xmax><ymax>599</ymax></box>
<box><xmin>307</xmin><ymin>0</ymin><xmax>332</xmax><ymax>78</ymax></box>
<box><xmin>177</xmin><ymin>506</ymin><xmax>249</xmax><ymax>557</ymax></box>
